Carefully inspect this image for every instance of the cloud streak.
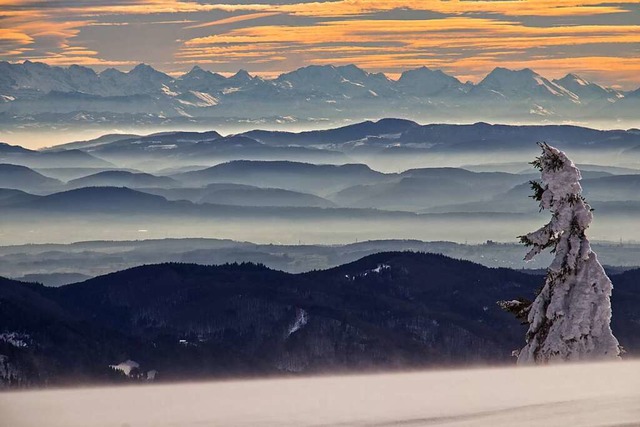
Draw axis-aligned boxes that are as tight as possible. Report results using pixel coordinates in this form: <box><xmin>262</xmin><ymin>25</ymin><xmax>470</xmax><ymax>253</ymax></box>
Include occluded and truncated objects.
<box><xmin>0</xmin><ymin>0</ymin><xmax>638</xmax><ymax>88</ymax></box>
<box><xmin>184</xmin><ymin>12</ymin><xmax>282</xmax><ymax>29</ymax></box>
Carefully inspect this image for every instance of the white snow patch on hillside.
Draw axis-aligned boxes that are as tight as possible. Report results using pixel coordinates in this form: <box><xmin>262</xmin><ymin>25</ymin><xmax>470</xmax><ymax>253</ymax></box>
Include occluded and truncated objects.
<box><xmin>345</xmin><ymin>264</ymin><xmax>392</xmax><ymax>280</ymax></box>
<box><xmin>189</xmin><ymin>91</ymin><xmax>218</xmax><ymax>106</ymax></box>
<box><xmin>174</xmin><ymin>107</ymin><xmax>192</xmax><ymax>118</ymax></box>
<box><xmin>553</xmin><ymin>84</ymin><xmax>580</xmax><ymax>101</ymax></box>
<box><xmin>161</xmin><ymin>85</ymin><xmax>178</xmax><ymax>96</ymax></box>
<box><xmin>145</xmin><ymin>144</ymin><xmax>177</xmax><ymax>150</ymax></box>
<box><xmin>287</xmin><ymin>308</ymin><xmax>308</xmax><ymax>337</ymax></box>
<box><xmin>71</xmin><ymin>113</ymin><xmax>92</xmax><ymax>121</ymax></box>
<box><xmin>109</xmin><ymin>360</ymin><xmax>139</xmax><ymax>376</ymax></box>
<box><xmin>534</xmin><ymin>76</ymin><xmax>561</xmax><ymax>96</ymax></box>
<box><xmin>574</xmin><ymin>76</ymin><xmax>589</xmax><ymax>86</ymax></box>
<box><xmin>530</xmin><ymin>105</ymin><xmax>552</xmax><ymax>116</ymax></box>
<box><xmin>276</xmin><ymin>116</ymin><xmax>298</xmax><ymax>124</ymax></box>
<box><xmin>372</xmin><ymin>264</ymin><xmax>391</xmax><ymax>273</ymax></box>
<box><xmin>533</xmin><ymin>76</ymin><xmax>580</xmax><ymax>101</ymax></box>
<box><xmin>0</xmin><ymin>332</ymin><xmax>30</xmax><ymax>348</ymax></box>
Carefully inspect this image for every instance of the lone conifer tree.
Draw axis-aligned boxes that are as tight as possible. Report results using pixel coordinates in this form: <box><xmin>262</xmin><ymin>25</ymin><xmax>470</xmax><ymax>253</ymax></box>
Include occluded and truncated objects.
<box><xmin>501</xmin><ymin>143</ymin><xmax>620</xmax><ymax>364</ymax></box>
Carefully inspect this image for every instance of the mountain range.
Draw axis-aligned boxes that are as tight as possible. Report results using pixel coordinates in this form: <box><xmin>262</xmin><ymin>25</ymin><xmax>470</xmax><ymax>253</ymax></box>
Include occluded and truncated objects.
<box><xmin>0</xmin><ymin>142</ymin><xmax>111</xmax><ymax>169</ymax></box>
<box><xmin>4</xmin><ymin>120</ymin><xmax>634</xmax><ymax>172</ymax></box>
<box><xmin>3</xmin><ymin>120</ymin><xmax>640</xmax><ymax>245</ymax></box>
<box><xmin>1</xmin><ymin>251</ymin><xmax>639</xmax><ymax>387</ymax></box>
<box><xmin>4</xmin><ymin>160</ymin><xmax>635</xmax><ymax>210</ymax></box>
<box><xmin>1</xmin><ymin>62</ymin><xmax>639</xmax><ymax>129</ymax></box>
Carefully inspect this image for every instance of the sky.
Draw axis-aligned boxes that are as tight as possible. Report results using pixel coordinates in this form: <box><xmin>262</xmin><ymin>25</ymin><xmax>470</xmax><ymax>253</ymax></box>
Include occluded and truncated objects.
<box><xmin>1</xmin><ymin>0</ymin><xmax>639</xmax><ymax>89</ymax></box>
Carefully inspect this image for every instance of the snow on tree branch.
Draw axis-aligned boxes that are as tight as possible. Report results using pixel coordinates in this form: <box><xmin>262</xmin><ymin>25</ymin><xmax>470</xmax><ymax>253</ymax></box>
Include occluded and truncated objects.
<box><xmin>502</xmin><ymin>143</ymin><xmax>621</xmax><ymax>364</ymax></box>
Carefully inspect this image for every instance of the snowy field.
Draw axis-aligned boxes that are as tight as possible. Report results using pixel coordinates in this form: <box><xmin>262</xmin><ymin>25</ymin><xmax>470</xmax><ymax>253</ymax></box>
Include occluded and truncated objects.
<box><xmin>1</xmin><ymin>361</ymin><xmax>639</xmax><ymax>427</ymax></box>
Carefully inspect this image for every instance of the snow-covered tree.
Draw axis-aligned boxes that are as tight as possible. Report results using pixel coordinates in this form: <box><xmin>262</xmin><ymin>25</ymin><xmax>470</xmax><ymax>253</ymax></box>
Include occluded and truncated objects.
<box><xmin>503</xmin><ymin>143</ymin><xmax>620</xmax><ymax>364</ymax></box>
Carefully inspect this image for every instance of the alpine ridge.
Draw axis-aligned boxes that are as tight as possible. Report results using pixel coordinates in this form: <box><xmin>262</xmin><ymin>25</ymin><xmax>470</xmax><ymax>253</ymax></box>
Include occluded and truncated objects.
<box><xmin>1</xmin><ymin>62</ymin><xmax>637</xmax><ymax>130</ymax></box>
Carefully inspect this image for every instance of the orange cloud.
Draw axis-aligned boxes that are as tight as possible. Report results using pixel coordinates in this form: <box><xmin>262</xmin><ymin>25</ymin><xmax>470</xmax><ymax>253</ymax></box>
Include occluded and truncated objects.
<box><xmin>0</xmin><ymin>28</ymin><xmax>33</xmax><ymax>46</ymax></box>
<box><xmin>274</xmin><ymin>0</ymin><xmax>632</xmax><ymax>17</ymax></box>
<box><xmin>178</xmin><ymin>13</ymin><xmax>640</xmax><ymax>88</ymax></box>
<box><xmin>185</xmin><ymin>12</ymin><xmax>281</xmax><ymax>29</ymax></box>
<box><xmin>0</xmin><ymin>12</ymin><xmax>91</xmax><ymax>57</ymax></box>
<box><xmin>184</xmin><ymin>17</ymin><xmax>640</xmax><ymax>46</ymax></box>
<box><xmin>0</xmin><ymin>0</ymin><xmax>639</xmax><ymax>88</ymax></box>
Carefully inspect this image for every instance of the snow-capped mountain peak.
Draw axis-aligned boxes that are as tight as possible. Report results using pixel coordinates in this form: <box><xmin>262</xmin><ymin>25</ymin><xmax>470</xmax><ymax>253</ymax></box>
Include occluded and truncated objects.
<box><xmin>397</xmin><ymin>66</ymin><xmax>465</xmax><ymax>96</ymax></box>
<box><xmin>0</xmin><ymin>61</ymin><xmax>635</xmax><ymax>123</ymax></box>
<box><xmin>128</xmin><ymin>63</ymin><xmax>171</xmax><ymax>81</ymax></box>
<box><xmin>474</xmin><ymin>67</ymin><xmax>578</xmax><ymax>101</ymax></box>
<box><xmin>230</xmin><ymin>69</ymin><xmax>253</xmax><ymax>83</ymax></box>
<box><xmin>563</xmin><ymin>73</ymin><xmax>590</xmax><ymax>86</ymax></box>
<box><xmin>177</xmin><ymin>66</ymin><xmax>227</xmax><ymax>92</ymax></box>
<box><xmin>553</xmin><ymin>73</ymin><xmax>623</xmax><ymax>101</ymax></box>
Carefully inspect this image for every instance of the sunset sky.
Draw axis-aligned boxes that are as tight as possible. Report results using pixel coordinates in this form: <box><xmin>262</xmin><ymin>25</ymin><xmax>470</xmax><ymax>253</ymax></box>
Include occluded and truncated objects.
<box><xmin>1</xmin><ymin>0</ymin><xmax>639</xmax><ymax>89</ymax></box>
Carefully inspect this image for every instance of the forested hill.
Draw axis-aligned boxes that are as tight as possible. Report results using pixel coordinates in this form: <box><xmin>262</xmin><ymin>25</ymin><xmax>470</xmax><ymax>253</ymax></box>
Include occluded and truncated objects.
<box><xmin>1</xmin><ymin>252</ymin><xmax>638</xmax><ymax>387</ymax></box>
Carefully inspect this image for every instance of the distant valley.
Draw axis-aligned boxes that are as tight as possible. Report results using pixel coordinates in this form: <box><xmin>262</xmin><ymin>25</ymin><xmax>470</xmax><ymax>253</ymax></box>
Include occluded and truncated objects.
<box><xmin>2</xmin><ymin>120</ymin><xmax>640</xmax><ymax>246</ymax></box>
<box><xmin>2</xmin><ymin>119</ymin><xmax>640</xmax><ymax>388</ymax></box>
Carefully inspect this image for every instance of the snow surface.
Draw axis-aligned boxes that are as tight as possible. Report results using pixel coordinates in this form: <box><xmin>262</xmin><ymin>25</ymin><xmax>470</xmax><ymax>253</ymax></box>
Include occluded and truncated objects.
<box><xmin>2</xmin><ymin>361</ymin><xmax>639</xmax><ymax>427</ymax></box>
<box><xmin>345</xmin><ymin>264</ymin><xmax>392</xmax><ymax>281</ymax></box>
